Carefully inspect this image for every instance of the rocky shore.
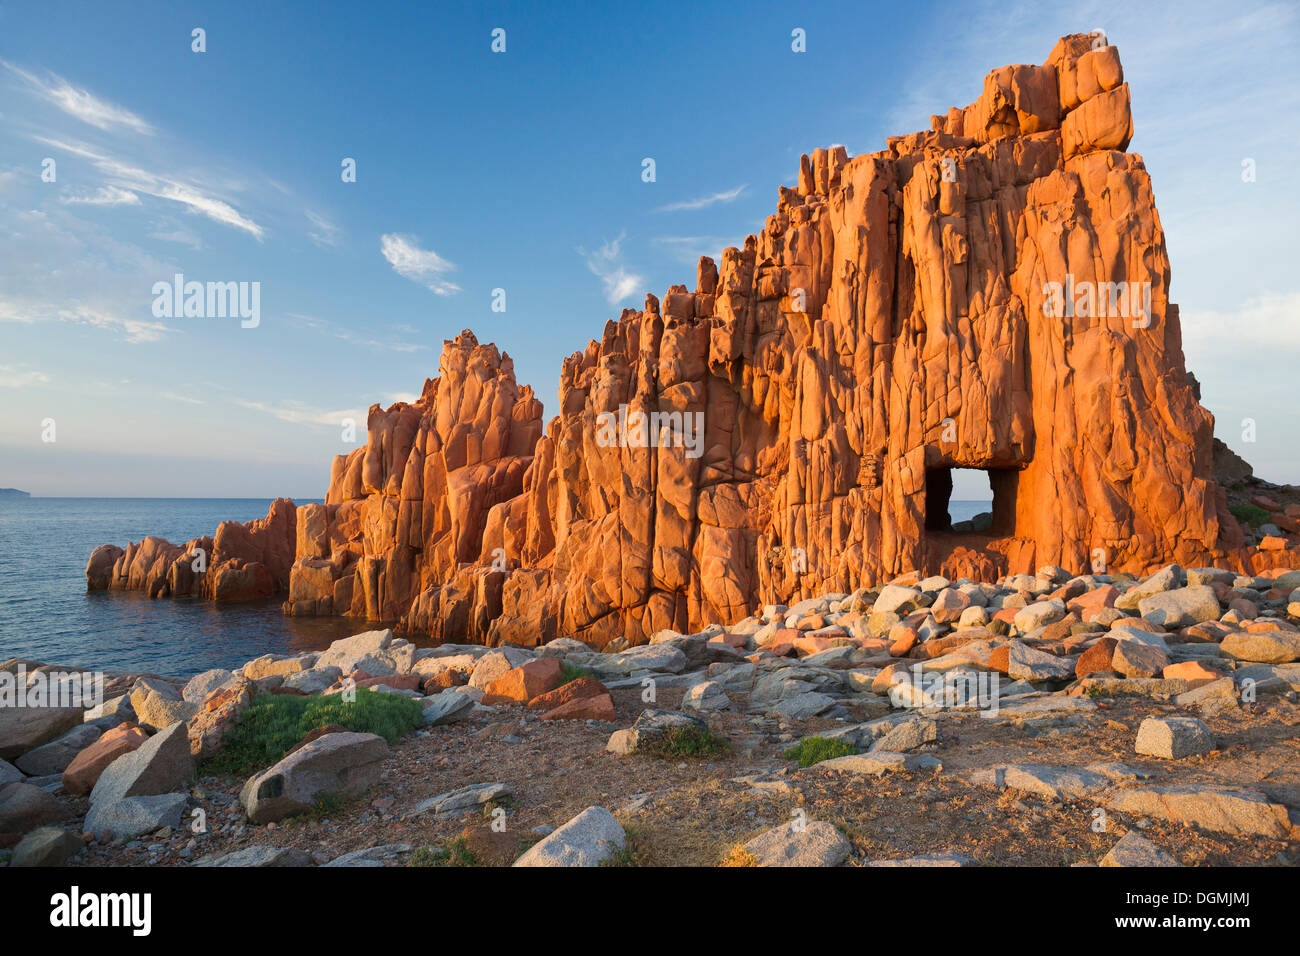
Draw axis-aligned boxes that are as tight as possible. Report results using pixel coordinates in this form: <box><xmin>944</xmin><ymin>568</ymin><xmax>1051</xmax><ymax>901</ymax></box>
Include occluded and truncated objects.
<box><xmin>4</xmin><ymin>562</ymin><xmax>1299</xmax><ymax>867</ymax></box>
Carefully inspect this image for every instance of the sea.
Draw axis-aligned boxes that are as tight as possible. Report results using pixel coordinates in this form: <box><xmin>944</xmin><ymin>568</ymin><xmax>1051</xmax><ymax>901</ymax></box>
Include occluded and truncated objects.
<box><xmin>0</xmin><ymin>497</ymin><xmax>993</xmax><ymax>679</ymax></box>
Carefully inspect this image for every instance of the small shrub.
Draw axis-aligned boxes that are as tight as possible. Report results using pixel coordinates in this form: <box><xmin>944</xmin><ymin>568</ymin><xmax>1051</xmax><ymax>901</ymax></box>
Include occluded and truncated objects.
<box><xmin>720</xmin><ymin>846</ymin><xmax>758</xmax><ymax>867</ymax></box>
<box><xmin>783</xmin><ymin>735</ymin><xmax>857</xmax><ymax>768</ymax></box>
<box><xmin>1230</xmin><ymin>503</ymin><xmax>1270</xmax><ymax>527</ymax></box>
<box><xmin>637</xmin><ymin>725</ymin><xmax>729</xmax><ymax>759</ymax></box>
<box><xmin>200</xmin><ymin>688</ymin><xmax>423</xmax><ymax>778</ymax></box>
<box><xmin>600</xmin><ymin>826</ymin><xmax>648</xmax><ymax>867</ymax></box>
<box><xmin>558</xmin><ymin>661</ymin><xmax>593</xmax><ymax>686</ymax></box>
<box><xmin>409</xmin><ymin>837</ymin><xmax>480</xmax><ymax>867</ymax></box>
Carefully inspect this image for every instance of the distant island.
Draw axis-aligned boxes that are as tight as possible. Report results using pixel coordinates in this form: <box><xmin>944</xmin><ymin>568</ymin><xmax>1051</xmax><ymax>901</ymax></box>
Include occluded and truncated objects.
<box><xmin>0</xmin><ymin>488</ymin><xmax>30</xmax><ymax>498</ymax></box>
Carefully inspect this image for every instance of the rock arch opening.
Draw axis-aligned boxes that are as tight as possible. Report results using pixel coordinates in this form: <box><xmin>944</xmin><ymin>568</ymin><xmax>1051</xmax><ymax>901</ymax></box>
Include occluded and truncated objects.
<box><xmin>924</xmin><ymin>466</ymin><xmax>1019</xmax><ymax>537</ymax></box>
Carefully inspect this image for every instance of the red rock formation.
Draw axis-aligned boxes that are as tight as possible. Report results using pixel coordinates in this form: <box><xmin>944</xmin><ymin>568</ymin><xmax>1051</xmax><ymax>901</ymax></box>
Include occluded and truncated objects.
<box><xmin>91</xmin><ymin>35</ymin><xmax>1268</xmax><ymax>643</ymax></box>
<box><xmin>87</xmin><ymin>499</ymin><xmax>296</xmax><ymax>602</ymax></box>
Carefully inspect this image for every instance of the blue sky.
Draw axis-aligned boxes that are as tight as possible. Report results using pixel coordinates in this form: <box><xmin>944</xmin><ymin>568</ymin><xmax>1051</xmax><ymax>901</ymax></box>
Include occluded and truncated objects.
<box><xmin>1</xmin><ymin>0</ymin><xmax>1297</xmax><ymax>498</ymax></box>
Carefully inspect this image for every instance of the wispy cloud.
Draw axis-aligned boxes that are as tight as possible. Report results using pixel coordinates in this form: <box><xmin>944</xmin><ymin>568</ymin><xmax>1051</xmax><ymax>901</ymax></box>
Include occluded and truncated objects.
<box><xmin>0</xmin><ymin>365</ymin><xmax>51</xmax><ymax>388</ymax></box>
<box><xmin>61</xmin><ymin>185</ymin><xmax>140</xmax><ymax>206</ymax></box>
<box><xmin>34</xmin><ymin>135</ymin><xmax>264</xmax><ymax>239</ymax></box>
<box><xmin>656</xmin><ymin>184</ymin><xmax>747</xmax><ymax>212</ymax></box>
<box><xmin>306</xmin><ymin>209</ymin><xmax>341</xmax><ymax>248</ymax></box>
<box><xmin>234</xmin><ymin>398</ymin><xmax>363</xmax><ymax>428</ymax></box>
<box><xmin>652</xmin><ymin>235</ymin><xmax>730</xmax><ymax>265</ymax></box>
<box><xmin>288</xmin><ymin>312</ymin><xmax>430</xmax><ymax>353</ymax></box>
<box><xmin>1182</xmin><ymin>291</ymin><xmax>1300</xmax><ymax>352</ymax></box>
<box><xmin>55</xmin><ymin>306</ymin><xmax>170</xmax><ymax>343</ymax></box>
<box><xmin>580</xmin><ymin>233</ymin><xmax>644</xmax><ymax>305</ymax></box>
<box><xmin>1</xmin><ymin>58</ymin><xmax>153</xmax><ymax>134</ymax></box>
<box><xmin>380</xmin><ymin>233</ymin><xmax>460</xmax><ymax>295</ymax></box>
<box><xmin>149</xmin><ymin>224</ymin><xmax>202</xmax><ymax>249</ymax></box>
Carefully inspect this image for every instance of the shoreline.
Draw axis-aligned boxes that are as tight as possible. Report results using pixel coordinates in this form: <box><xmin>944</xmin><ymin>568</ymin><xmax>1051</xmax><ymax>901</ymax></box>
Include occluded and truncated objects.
<box><xmin>4</xmin><ymin>560</ymin><xmax>1298</xmax><ymax>867</ymax></box>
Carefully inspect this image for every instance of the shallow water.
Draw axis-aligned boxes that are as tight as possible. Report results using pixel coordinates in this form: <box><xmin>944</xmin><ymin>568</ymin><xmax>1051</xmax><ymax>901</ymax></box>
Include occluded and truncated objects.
<box><xmin>0</xmin><ymin>498</ymin><xmax>358</xmax><ymax>679</ymax></box>
<box><xmin>0</xmin><ymin>497</ymin><xmax>994</xmax><ymax>679</ymax></box>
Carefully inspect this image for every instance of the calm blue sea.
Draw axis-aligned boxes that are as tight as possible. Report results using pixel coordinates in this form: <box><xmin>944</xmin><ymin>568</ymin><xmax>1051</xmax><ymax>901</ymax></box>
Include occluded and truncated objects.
<box><xmin>0</xmin><ymin>498</ymin><xmax>358</xmax><ymax>679</ymax></box>
<box><xmin>0</xmin><ymin>497</ymin><xmax>993</xmax><ymax>679</ymax></box>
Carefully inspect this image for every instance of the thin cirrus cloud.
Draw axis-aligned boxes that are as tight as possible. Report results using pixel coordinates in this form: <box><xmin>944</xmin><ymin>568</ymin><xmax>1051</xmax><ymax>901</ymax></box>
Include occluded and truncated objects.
<box><xmin>652</xmin><ymin>235</ymin><xmax>730</xmax><ymax>265</ymax></box>
<box><xmin>580</xmin><ymin>233</ymin><xmax>645</xmax><ymax>305</ymax></box>
<box><xmin>379</xmin><ymin>233</ymin><xmax>460</xmax><ymax>296</ymax></box>
<box><xmin>0</xmin><ymin>365</ymin><xmax>51</xmax><ymax>388</ymax></box>
<box><xmin>287</xmin><ymin>312</ymin><xmax>430</xmax><ymax>353</ymax></box>
<box><xmin>61</xmin><ymin>185</ymin><xmax>140</xmax><ymax>206</ymax></box>
<box><xmin>0</xmin><ymin>58</ymin><xmax>154</xmax><ymax>135</ymax></box>
<box><xmin>33</xmin><ymin>135</ymin><xmax>265</xmax><ymax>239</ymax></box>
<box><xmin>655</xmin><ymin>184</ymin><xmax>747</xmax><ymax>212</ymax></box>
<box><xmin>235</xmin><ymin>390</ymin><xmax>422</xmax><ymax>428</ymax></box>
<box><xmin>306</xmin><ymin>210</ymin><xmax>341</xmax><ymax>248</ymax></box>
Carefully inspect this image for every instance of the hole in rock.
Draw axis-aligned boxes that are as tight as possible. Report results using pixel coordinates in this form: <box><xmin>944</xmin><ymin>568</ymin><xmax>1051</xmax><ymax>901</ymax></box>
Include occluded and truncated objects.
<box><xmin>923</xmin><ymin>466</ymin><xmax>1018</xmax><ymax>537</ymax></box>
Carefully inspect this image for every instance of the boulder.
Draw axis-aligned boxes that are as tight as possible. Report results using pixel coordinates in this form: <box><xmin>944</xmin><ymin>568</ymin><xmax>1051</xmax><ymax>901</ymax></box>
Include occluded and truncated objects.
<box><xmin>0</xmin><ymin>781</ymin><xmax>68</xmax><ymax>836</ymax></box>
<box><xmin>541</xmin><ymin>692</ymin><xmax>614</xmax><ymax>721</ymax></box>
<box><xmin>1111</xmin><ymin>638</ymin><xmax>1169</xmax><ymax>678</ymax></box>
<box><xmin>1075</xmin><ymin>637</ymin><xmax>1117</xmax><ymax>678</ymax></box>
<box><xmin>1108</xmin><ymin>785</ymin><xmax>1291</xmax><ymax>838</ymax></box>
<box><xmin>187</xmin><ymin>678</ymin><xmax>255</xmax><ymax>759</ymax></box>
<box><xmin>85</xmin><ymin>793</ymin><xmax>187</xmax><ymax>841</ymax></box>
<box><xmin>513</xmin><ymin>806</ymin><xmax>626</xmax><ymax>866</ymax></box>
<box><xmin>1134</xmin><ymin>717</ymin><xmax>1215</xmax><ymax>759</ymax></box>
<box><xmin>240</xmin><ymin>731</ymin><xmax>387</xmax><ymax>824</ymax></box>
<box><xmin>14</xmin><ymin>724</ymin><xmax>102</xmax><ymax>777</ymax></box>
<box><xmin>409</xmin><ymin>781</ymin><xmax>510</xmax><ymax>817</ymax></box>
<box><xmin>1137</xmin><ymin>585</ymin><xmax>1221</xmax><ymax>628</ymax></box>
<box><xmin>195</xmin><ymin>845</ymin><xmax>311</xmax><ymax>867</ymax></box>
<box><xmin>282</xmin><ymin>666</ymin><xmax>342</xmax><ymax>694</ymax></box>
<box><xmin>89</xmin><ymin>722</ymin><xmax>195</xmax><ymax>806</ymax></box>
<box><xmin>468</xmin><ymin>648</ymin><xmax>535</xmax><ymax>690</ymax></box>
<box><xmin>526</xmin><ymin>676</ymin><xmax>608</xmax><ymax>711</ymax></box>
<box><xmin>315</xmin><ymin>629</ymin><xmax>413</xmax><ymax>676</ymax></box>
<box><xmin>0</xmin><ymin>704</ymin><xmax>83</xmax><ymax>761</ymax></box>
<box><xmin>61</xmin><ymin>723</ymin><xmax>149</xmax><ymax>796</ymax></box>
<box><xmin>682</xmin><ymin>681</ymin><xmax>731</xmax><ymax>712</ymax></box>
<box><xmin>420</xmin><ymin>689</ymin><xmax>476</xmax><ymax>726</ymax></box>
<box><xmin>1100</xmin><ymin>831</ymin><xmax>1180</xmax><ymax>867</ymax></box>
<box><xmin>130</xmin><ymin>681</ymin><xmax>198</xmax><ymax>732</ymax></box>
<box><xmin>182</xmin><ymin>669</ymin><xmax>236</xmax><ymax>703</ymax></box>
<box><xmin>1221</xmin><ymin>630</ymin><xmax>1300</xmax><ymax>664</ymax></box>
<box><xmin>740</xmin><ymin>820</ymin><xmax>851</xmax><ymax>867</ymax></box>
<box><xmin>871</xmin><ymin>718</ymin><xmax>938</xmax><ymax>754</ymax></box>
<box><xmin>10</xmin><ymin>826</ymin><xmax>84</xmax><ymax>866</ymax></box>
<box><xmin>482</xmin><ymin>658</ymin><xmax>563</xmax><ymax>705</ymax></box>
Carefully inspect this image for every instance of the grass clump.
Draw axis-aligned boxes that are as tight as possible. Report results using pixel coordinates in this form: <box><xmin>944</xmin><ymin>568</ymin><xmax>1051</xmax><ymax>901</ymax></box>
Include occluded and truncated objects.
<box><xmin>783</xmin><ymin>735</ymin><xmax>857</xmax><ymax>768</ymax></box>
<box><xmin>199</xmin><ymin>688</ymin><xmax>423</xmax><ymax>778</ymax></box>
<box><xmin>408</xmin><ymin>838</ymin><xmax>481</xmax><ymax>867</ymax></box>
<box><xmin>600</xmin><ymin>826</ymin><xmax>649</xmax><ymax>867</ymax></box>
<box><xmin>637</xmin><ymin>725</ymin><xmax>729</xmax><ymax>759</ymax></box>
<box><xmin>558</xmin><ymin>661</ymin><xmax>594</xmax><ymax>686</ymax></box>
<box><xmin>720</xmin><ymin>845</ymin><xmax>758</xmax><ymax>867</ymax></box>
<box><xmin>1230</xmin><ymin>502</ymin><xmax>1271</xmax><ymax>527</ymax></box>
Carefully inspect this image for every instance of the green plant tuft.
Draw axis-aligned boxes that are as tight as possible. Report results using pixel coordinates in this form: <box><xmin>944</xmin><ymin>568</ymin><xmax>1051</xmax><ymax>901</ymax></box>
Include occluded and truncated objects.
<box><xmin>199</xmin><ymin>688</ymin><xmax>423</xmax><ymax>778</ymax></box>
<box><xmin>637</xmin><ymin>725</ymin><xmax>729</xmax><ymax>759</ymax></box>
<box><xmin>409</xmin><ymin>838</ymin><xmax>480</xmax><ymax>867</ymax></box>
<box><xmin>783</xmin><ymin>735</ymin><xmax>857</xmax><ymax>768</ymax></box>
<box><xmin>558</xmin><ymin>661</ymin><xmax>594</xmax><ymax>686</ymax></box>
<box><xmin>1229</xmin><ymin>503</ymin><xmax>1271</xmax><ymax>527</ymax></box>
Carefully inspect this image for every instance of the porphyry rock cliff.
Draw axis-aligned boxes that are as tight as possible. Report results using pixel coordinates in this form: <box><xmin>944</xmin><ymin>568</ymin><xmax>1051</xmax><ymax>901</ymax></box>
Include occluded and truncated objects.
<box><xmin>91</xmin><ymin>35</ymin><xmax>1279</xmax><ymax>647</ymax></box>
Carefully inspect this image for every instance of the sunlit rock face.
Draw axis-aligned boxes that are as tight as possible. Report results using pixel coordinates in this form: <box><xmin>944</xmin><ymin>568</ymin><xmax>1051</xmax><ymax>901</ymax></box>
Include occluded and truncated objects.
<box><xmin>90</xmin><ymin>35</ymin><xmax>1248</xmax><ymax>647</ymax></box>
